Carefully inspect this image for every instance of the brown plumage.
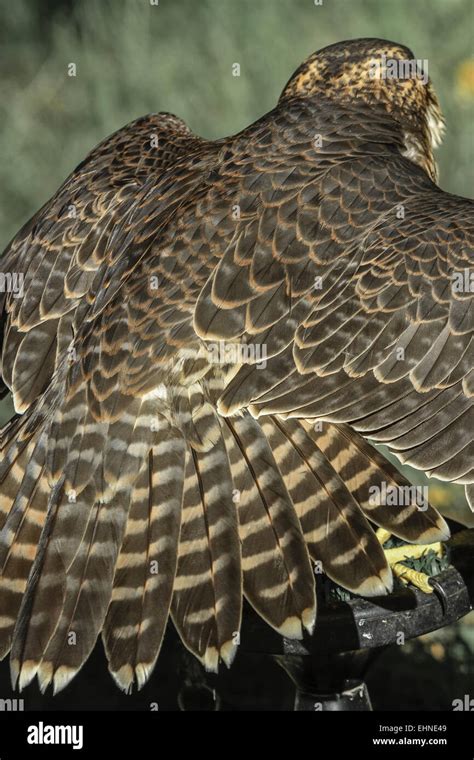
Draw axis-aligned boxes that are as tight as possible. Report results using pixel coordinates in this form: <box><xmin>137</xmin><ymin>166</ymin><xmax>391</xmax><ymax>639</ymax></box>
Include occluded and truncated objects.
<box><xmin>0</xmin><ymin>38</ymin><xmax>472</xmax><ymax>693</ymax></box>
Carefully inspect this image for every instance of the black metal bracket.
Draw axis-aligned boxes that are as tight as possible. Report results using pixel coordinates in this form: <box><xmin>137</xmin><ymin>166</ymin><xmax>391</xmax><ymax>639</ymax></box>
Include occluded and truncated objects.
<box><xmin>235</xmin><ymin>528</ymin><xmax>474</xmax><ymax>710</ymax></box>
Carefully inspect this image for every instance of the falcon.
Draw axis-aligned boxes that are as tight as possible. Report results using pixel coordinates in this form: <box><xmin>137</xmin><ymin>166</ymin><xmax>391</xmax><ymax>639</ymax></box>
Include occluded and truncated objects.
<box><xmin>0</xmin><ymin>38</ymin><xmax>472</xmax><ymax>694</ymax></box>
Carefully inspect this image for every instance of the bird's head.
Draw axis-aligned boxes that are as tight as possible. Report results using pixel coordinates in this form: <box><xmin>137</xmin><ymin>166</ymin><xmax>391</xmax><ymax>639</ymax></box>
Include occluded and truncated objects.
<box><xmin>280</xmin><ymin>38</ymin><xmax>445</xmax><ymax>181</ymax></box>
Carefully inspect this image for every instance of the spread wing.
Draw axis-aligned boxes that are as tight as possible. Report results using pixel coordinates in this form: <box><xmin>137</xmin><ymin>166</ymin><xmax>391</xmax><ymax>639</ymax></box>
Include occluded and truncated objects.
<box><xmin>0</xmin><ymin>112</ymin><xmax>203</xmax><ymax>412</ymax></box>
<box><xmin>79</xmin><ymin>101</ymin><xmax>471</xmax><ymax>491</ymax></box>
<box><xmin>0</xmin><ymin>98</ymin><xmax>461</xmax><ymax>693</ymax></box>
<box><xmin>189</xmin><ymin>123</ymin><xmax>473</xmax><ymax>498</ymax></box>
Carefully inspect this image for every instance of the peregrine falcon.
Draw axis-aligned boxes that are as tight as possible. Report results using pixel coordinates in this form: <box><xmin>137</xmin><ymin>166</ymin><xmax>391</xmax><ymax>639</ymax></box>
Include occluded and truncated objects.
<box><xmin>0</xmin><ymin>38</ymin><xmax>472</xmax><ymax>694</ymax></box>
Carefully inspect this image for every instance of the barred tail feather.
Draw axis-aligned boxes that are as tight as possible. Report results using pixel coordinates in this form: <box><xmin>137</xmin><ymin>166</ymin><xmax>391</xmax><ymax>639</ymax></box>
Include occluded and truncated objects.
<box><xmin>170</xmin><ymin>425</ymin><xmax>242</xmax><ymax>673</ymax></box>
<box><xmin>103</xmin><ymin>430</ymin><xmax>186</xmax><ymax>692</ymax></box>
<box><xmin>306</xmin><ymin>422</ymin><xmax>450</xmax><ymax>542</ymax></box>
<box><xmin>223</xmin><ymin>415</ymin><xmax>316</xmax><ymax>638</ymax></box>
<box><xmin>0</xmin><ymin>432</ymin><xmax>49</xmax><ymax>660</ymax></box>
<box><xmin>8</xmin><ymin>398</ymin><xmax>157</xmax><ymax>694</ymax></box>
<box><xmin>10</xmin><ymin>477</ymin><xmax>129</xmax><ymax>695</ymax></box>
<box><xmin>261</xmin><ymin>417</ymin><xmax>393</xmax><ymax>596</ymax></box>
<box><xmin>0</xmin><ymin>400</ymin><xmax>453</xmax><ymax>694</ymax></box>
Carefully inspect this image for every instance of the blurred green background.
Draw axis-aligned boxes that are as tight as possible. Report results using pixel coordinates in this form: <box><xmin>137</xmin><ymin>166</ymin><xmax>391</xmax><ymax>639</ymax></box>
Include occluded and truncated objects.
<box><xmin>1</xmin><ymin>0</ymin><xmax>473</xmax><ymax>240</ymax></box>
<box><xmin>1</xmin><ymin>0</ymin><xmax>473</xmax><ymax>524</ymax></box>
<box><xmin>0</xmin><ymin>0</ymin><xmax>473</xmax><ymax>709</ymax></box>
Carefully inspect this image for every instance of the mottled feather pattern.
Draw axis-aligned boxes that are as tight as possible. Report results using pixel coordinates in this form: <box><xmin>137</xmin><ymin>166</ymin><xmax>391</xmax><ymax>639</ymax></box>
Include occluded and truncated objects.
<box><xmin>0</xmin><ymin>38</ymin><xmax>471</xmax><ymax>691</ymax></box>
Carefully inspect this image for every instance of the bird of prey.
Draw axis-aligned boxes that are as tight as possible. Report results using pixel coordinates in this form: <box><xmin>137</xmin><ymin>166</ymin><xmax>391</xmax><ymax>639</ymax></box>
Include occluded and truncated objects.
<box><xmin>0</xmin><ymin>38</ymin><xmax>472</xmax><ymax>695</ymax></box>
